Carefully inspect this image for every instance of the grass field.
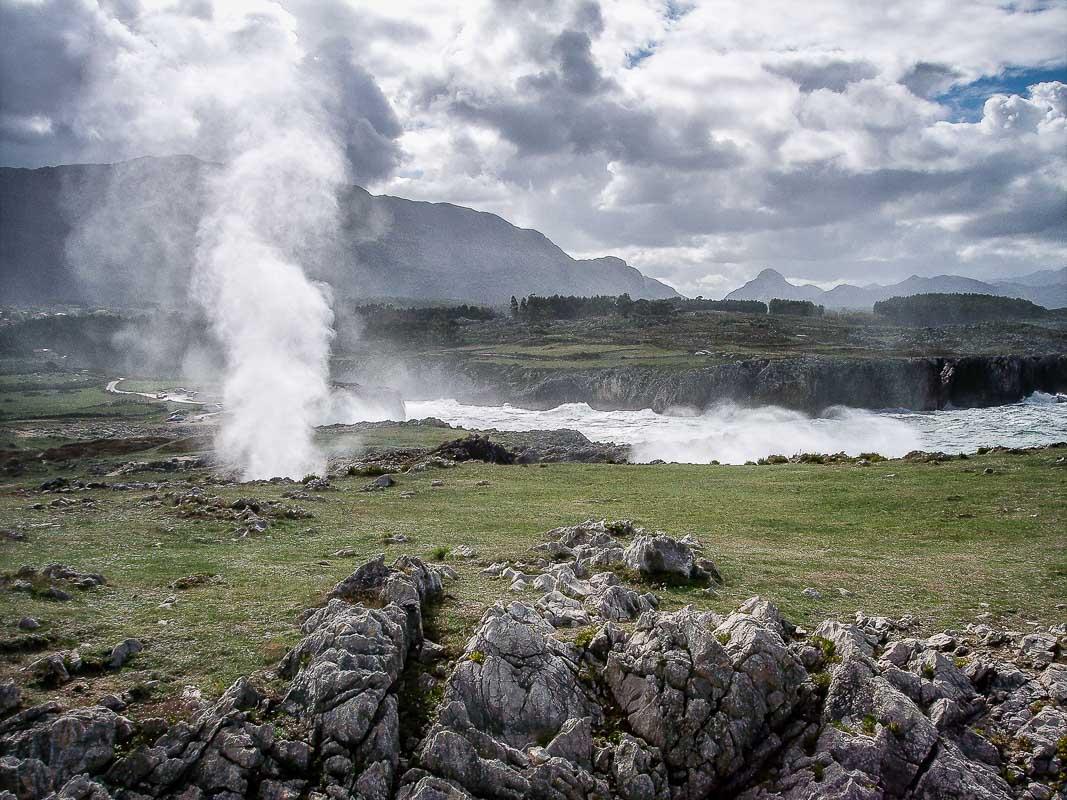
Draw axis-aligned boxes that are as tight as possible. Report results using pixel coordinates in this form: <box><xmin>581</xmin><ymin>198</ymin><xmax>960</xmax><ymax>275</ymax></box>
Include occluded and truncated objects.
<box><xmin>401</xmin><ymin>312</ymin><xmax>1067</xmax><ymax>372</ymax></box>
<box><xmin>1</xmin><ymin>443</ymin><xmax>1064</xmax><ymax>711</ymax></box>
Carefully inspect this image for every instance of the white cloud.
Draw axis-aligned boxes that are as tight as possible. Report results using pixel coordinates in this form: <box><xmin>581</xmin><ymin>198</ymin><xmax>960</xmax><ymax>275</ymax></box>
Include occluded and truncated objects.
<box><xmin>2</xmin><ymin>0</ymin><xmax>1064</xmax><ymax>293</ymax></box>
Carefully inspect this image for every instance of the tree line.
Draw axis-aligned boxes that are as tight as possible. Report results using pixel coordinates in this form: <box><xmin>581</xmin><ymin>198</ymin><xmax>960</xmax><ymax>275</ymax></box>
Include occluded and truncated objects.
<box><xmin>873</xmin><ymin>293</ymin><xmax>1048</xmax><ymax>326</ymax></box>
<box><xmin>768</xmin><ymin>299</ymin><xmax>825</xmax><ymax>317</ymax></box>
<box><xmin>353</xmin><ymin>303</ymin><xmax>496</xmax><ymax>344</ymax></box>
<box><xmin>509</xmin><ymin>294</ymin><xmax>771</xmax><ymax>320</ymax></box>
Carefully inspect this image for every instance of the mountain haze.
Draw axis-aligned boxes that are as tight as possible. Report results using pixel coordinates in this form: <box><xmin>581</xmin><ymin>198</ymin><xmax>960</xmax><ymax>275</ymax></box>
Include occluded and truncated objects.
<box><xmin>0</xmin><ymin>156</ymin><xmax>677</xmax><ymax>307</ymax></box>
<box><xmin>725</xmin><ymin>268</ymin><xmax>1066</xmax><ymax>309</ymax></box>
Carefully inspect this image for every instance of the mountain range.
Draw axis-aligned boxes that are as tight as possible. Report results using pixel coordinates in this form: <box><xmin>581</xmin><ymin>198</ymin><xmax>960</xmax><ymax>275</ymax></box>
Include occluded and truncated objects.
<box><xmin>3</xmin><ymin>155</ymin><xmax>1061</xmax><ymax>311</ymax></box>
<box><xmin>724</xmin><ymin>267</ymin><xmax>1067</xmax><ymax>310</ymax></box>
<box><xmin>0</xmin><ymin>156</ymin><xmax>677</xmax><ymax>307</ymax></box>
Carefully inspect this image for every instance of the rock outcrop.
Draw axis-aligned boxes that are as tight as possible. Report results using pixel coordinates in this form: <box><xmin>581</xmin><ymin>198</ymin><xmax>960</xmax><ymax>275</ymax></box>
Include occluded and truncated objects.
<box><xmin>482</xmin><ymin>519</ymin><xmax>717</xmax><ymax>625</ymax></box>
<box><xmin>0</xmin><ymin>555</ymin><xmax>452</xmax><ymax>800</ymax></box>
<box><xmin>1</xmin><ymin>543</ymin><xmax>1063</xmax><ymax>800</ymax></box>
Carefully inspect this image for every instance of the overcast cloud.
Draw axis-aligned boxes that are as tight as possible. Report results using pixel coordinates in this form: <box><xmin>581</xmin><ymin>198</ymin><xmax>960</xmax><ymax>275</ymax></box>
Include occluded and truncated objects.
<box><xmin>1</xmin><ymin>0</ymin><xmax>1064</xmax><ymax>295</ymax></box>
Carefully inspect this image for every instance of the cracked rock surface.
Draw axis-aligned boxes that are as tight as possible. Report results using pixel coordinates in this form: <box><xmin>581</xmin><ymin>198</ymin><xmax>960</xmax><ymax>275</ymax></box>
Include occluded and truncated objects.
<box><xmin>0</xmin><ymin>535</ymin><xmax>1064</xmax><ymax>800</ymax></box>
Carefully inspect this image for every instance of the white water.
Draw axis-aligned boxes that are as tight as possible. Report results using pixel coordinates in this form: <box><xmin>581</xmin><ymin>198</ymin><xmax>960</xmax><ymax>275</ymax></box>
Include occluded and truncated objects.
<box><xmin>404</xmin><ymin>394</ymin><xmax>1067</xmax><ymax>464</ymax></box>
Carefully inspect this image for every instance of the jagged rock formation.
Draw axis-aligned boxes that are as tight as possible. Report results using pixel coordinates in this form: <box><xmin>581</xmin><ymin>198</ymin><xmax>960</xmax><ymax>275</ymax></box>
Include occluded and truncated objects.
<box><xmin>421</xmin><ymin>354</ymin><xmax>1067</xmax><ymax>413</ymax></box>
<box><xmin>1</xmin><ymin>530</ymin><xmax>1064</xmax><ymax>799</ymax></box>
<box><xmin>0</xmin><ymin>554</ymin><xmax>453</xmax><ymax>800</ymax></box>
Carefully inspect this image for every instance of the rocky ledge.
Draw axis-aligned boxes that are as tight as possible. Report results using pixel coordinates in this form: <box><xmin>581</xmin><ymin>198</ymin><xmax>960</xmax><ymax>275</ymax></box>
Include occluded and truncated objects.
<box><xmin>1</xmin><ymin>522</ymin><xmax>1064</xmax><ymax>800</ymax></box>
<box><xmin>334</xmin><ymin>430</ymin><xmax>629</xmax><ymax>476</ymax></box>
<box><xmin>427</xmin><ymin>354</ymin><xmax>1067</xmax><ymax>413</ymax></box>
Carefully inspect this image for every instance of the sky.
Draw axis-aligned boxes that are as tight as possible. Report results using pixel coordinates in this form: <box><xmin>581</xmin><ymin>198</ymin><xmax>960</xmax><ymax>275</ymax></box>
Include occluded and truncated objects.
<box><xmin>1</xmin><ymin>0</ymin><xmax>1065</xmax><ymax>296</ymax></box>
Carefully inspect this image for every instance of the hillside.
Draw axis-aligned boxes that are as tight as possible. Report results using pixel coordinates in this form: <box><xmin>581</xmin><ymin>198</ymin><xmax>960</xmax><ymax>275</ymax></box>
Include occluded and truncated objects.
<box><xmin>725</xmin><ymin>267</ymin><xmax>1066</xmax><ymax>309</ymax></box>
<box><xmin>0</xmin><ymin>156</ymin><xmax>677</xmax><ymax>306</ymax></box>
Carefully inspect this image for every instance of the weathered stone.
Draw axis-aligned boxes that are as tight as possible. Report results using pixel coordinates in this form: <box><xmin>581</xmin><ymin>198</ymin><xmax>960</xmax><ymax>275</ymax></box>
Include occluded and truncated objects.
<box><xmin>107</xmin><ymin>638</ymin><xmax>143</xmax><ymax>669</ymax></box>
<box><xmin>623</xmin><ymin>534</ymin><xmax>698</xmax><ymax>580</ymax></box>
<box><xmin>0</xmin><ymin>684</ymin><xmax>19</xmax><ymax>717</ymax></box>
<box><xmin>0</xmin><ymin>705</ymin><xmax>133</xmax><ymax>796</ymax></box>
<box><xmin>442</xmin><ymin>602</ymin><xmax>600</xmax><ymax>748</ymax></box>
<box><xmin>587</xmin><ymin>584</ymin><xmax>657</xmax><ymax>622</ymax></box>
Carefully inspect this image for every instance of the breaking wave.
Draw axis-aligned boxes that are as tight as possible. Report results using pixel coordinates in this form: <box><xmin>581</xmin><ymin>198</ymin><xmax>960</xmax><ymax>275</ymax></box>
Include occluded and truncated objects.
<box><xmin>403</xmin><ymin>394</ymin><xmax>1067</xmax><ymax>464</ymax></box>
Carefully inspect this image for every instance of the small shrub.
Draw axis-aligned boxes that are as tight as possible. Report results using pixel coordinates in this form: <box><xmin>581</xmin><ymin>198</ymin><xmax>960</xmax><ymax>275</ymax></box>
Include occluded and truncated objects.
<box><xmin>812</xmin><ymin>762</ymin><xmax>824</xmax><ymax>782</ymax></box>
<box><xmin>758</xmin><ymin>454</ymin><xmax>789</xmax><ymax>465</ymax></box>
<box><xmin>574</xmin><ymin>627</ymin><xmax>596</xmax><ymax>649</ymax></box>
<box><xmin>716</xmin><ymin>632</ymin><xmax>731</xmax><ymax>646</ymax></box>
<box><xmin>861</xmin><ymin>714</ymin><xmax>877</xmax><ymax>736</ymax></box>
<box><xmin>810</xmin><ymin>635</ymin><xmax>838</xmax><ymax>663</ymax></box>
<box><xmin>430</xmin><ymin>545</ymin><xmax>448</xmax><ymax>561</ymax></box>
<box><xmin>921</xmin><ymin>663</ymin><xmax>936</xmax><ymax>680</ymax></box>
<box><xmin>468</xmin><ymin>650</ymin><xmax>486</xmax><ymax>664</ymax></box>
<box><xmin>811</xmin><ymin>671</ymin><xmax>832</xmax><ymax>693</ymax></box>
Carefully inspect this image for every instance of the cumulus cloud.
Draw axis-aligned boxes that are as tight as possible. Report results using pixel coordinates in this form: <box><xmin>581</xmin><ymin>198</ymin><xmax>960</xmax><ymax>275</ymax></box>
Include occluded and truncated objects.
<box><xmin>2</xmin><ymin>0</ymin><xmax>1065</xmax><ymax>292</ymax></box>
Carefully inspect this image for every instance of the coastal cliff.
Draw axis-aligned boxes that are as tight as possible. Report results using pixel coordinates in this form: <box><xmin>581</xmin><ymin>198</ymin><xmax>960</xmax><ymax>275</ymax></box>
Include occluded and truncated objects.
<box><xmin>414</xmin><ymin>354</ymin><xmax>1067</xmax><ymax>413</ymax></box>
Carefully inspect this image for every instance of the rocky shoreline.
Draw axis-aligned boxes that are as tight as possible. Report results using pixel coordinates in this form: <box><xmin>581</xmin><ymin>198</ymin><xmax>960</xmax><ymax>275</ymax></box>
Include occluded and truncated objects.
<box><xmin>416</xmin><ymin>354</ymin><xmax>1067</xmax><ymax>414</ymax></box>
<box><xmin>2</xmin><ymin>520</ymin><xmax>1063</xmax><ymax>800</ymax></box>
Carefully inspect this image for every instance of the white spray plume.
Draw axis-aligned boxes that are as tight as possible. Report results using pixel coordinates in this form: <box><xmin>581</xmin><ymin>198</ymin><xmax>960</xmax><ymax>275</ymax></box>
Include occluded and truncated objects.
<box><xmin>190</xmin><ymin>51</ymin><xmax>347</xmax><ymax>480</ymax></box>
<box><xmin>59</xmin><ymin>2</ymin><xmax>383</xmax><ymax>479</ymax></box>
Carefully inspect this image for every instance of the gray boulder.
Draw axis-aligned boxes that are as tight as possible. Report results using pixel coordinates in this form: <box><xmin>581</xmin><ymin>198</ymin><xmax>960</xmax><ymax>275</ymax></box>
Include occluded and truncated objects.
<box><xmin>107</xmin><ymin>638</ymin><xmax>143</xmax><ymax>670</ymax></box>
<box><xmin>623</xmin><ymin>533</ymin><xmax>695</xmax><ymax>578</ymax></box>
<box><xmin>0</xmin><ymin>684</ymin><xmax>20</xmax><ymax>717</ymax></box>
<box><xmin>441</xmin><ymin>602</ymin><xmax>600</xmax><ymax>747</ymax></box>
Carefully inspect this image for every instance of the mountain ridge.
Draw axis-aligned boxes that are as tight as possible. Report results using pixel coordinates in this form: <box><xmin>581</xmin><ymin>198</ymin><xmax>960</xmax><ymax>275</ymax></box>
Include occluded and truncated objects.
<box><xmin>724</xmin><ymin>267</ymin><xmax>1066</xmax><ymax>309</ymax></box>
<box><xmin>0</xmin><ymin>155</ymin><xmax>678</xmax><ymax>306</ymax></box>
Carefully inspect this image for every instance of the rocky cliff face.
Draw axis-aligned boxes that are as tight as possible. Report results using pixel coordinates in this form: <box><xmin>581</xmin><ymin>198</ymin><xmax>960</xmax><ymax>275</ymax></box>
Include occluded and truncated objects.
<box><xmin>2</xmin><ymin>523</ymin><xmax>1064</xmax><ymax>799</ymax></box>
<box><xmin>419</xmin><ymin>354</ymin><xmax>1067</xmax><ymax>413</ymax></box>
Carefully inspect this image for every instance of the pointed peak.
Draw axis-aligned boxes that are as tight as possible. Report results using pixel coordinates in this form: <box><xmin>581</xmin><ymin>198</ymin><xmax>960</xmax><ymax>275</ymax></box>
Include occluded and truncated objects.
<box><xmin>755</xmin><ymin>268</ymin><xmax>786</xmax><ymax>280</ymax></box>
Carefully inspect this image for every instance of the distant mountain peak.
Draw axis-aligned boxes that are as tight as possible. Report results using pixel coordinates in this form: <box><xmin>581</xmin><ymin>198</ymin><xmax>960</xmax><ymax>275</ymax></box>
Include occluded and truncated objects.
<box><xmin>725</xmin><ymin>268</ymin><xmax>824</xmax><ymax>304</ymax></box>
<box><xmin>724</xmin><ymin>267</ymin><xmax>1064</xmax><ymax>309</ymax></box>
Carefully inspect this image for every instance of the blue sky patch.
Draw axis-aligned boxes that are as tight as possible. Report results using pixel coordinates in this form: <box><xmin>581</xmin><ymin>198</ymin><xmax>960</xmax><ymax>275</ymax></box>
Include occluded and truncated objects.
<box><xmin>625</xmin><ymin>43</ymin><xmax>657</xmax><ymax>68</ymax></box>
<box><xmin>938</xmin><ymin>65</ymin><xmax>1067</xmax><ymax>121</ymax></box>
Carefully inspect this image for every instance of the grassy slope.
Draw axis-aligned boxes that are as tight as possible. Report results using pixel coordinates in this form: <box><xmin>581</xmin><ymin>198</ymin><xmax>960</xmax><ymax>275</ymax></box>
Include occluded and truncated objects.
<box><xmin>1</xmin><ymin>447</ymin><xmax>1064</xmax><ymax>709</ymax></box>
<box><xmin>0</xmin><ymin>369</ymin><xmax>171</xmax><ymax>422</ymax></box>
